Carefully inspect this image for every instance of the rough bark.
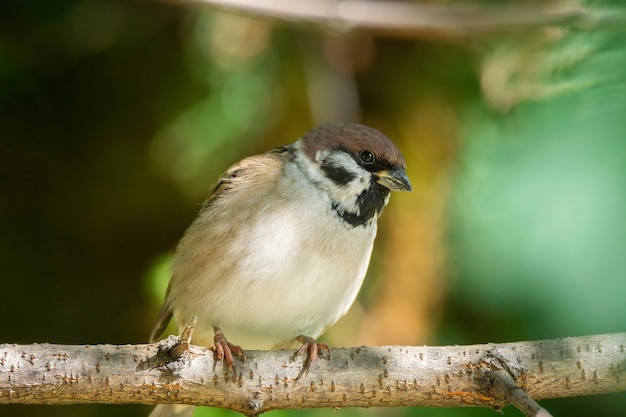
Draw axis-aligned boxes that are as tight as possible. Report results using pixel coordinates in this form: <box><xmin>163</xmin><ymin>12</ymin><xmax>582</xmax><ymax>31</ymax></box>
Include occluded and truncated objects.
<box><xmin>1</xmin><ymin>333</ymin><xmax>625</xmax><ymax>415</ymax></box>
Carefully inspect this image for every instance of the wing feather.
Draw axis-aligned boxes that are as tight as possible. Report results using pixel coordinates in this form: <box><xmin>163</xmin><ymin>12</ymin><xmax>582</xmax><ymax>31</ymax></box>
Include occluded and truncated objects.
<box><xmin>149</xmin><ymin>146</ymin><xmax>291</xmax><ymax>341</ymax></box>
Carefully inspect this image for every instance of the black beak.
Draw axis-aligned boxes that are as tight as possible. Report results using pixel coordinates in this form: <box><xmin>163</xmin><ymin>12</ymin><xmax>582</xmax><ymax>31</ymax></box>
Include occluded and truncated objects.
<box><xmin>376</xmin><ymin>167</ymin><xmax>412</xmax><ymax>192</ymax></box>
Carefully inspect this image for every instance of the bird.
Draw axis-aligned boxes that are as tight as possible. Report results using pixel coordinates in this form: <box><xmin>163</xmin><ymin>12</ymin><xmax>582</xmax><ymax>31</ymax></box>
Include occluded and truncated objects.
<box><xmin>148</xmin><ymin>122</ymin><xmax>411</xmax><ymax>417</ymax></box>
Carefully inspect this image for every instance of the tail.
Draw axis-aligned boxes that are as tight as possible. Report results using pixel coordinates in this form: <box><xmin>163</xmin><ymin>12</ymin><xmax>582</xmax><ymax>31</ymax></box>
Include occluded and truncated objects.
<box><xmin>149</xmin><ymin>404</ymin><xmax>195</xmax><ymax>417</ymax></box>
<box><xmin>150</xmin><ymin>299</ymin><xmax>173</xmax><ymax>342</ymax></box>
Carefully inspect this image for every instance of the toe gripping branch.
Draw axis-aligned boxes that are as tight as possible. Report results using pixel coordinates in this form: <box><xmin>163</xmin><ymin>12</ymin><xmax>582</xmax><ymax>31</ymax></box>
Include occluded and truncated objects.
<box><xmin>213</xmin><ymin>326</ymin><xmax>245</xmax><ymax>373</ymax></box>
<box><xmin>294</xmin><ymin>335</ymin><xmax>332</xmax><ymax>380</ymax></box>
<box><xmin>143</xmin><ymin>320</ymin><xmax>327</xmax><ymax>382</ymax></box>
<box><xmin>143</xmin><ymin>318</ymin><xmax>245</xmax><ymax>376</ymax></box>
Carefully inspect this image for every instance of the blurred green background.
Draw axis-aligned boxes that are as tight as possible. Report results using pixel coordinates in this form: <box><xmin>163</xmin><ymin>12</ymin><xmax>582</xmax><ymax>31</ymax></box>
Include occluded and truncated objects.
<box><xmin>1</xmin><ymin>1</ymin><xmax>625</xmax><ymax>416</ymax></box>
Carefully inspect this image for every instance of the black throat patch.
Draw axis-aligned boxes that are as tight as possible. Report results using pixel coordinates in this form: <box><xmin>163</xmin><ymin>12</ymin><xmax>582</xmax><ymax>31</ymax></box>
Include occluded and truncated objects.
<box><xmin>332</xmin><ymin>182</ymin><xmax>390</xmax><ymax>228</ymax></box>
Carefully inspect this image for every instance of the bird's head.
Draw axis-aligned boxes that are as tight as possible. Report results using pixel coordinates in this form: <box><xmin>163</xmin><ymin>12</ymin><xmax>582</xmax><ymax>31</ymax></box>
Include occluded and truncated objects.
<box><xmin>298</xmin><ymin>123</ymin><xmax>411</xmax><ymax>227</ymax></box>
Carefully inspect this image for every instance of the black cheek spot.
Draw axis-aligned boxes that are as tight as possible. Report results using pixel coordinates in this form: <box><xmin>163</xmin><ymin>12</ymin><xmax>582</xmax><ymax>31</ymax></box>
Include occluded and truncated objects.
<box><xmin>321</xmin><ymin>164</ymin><xmax>356</xmax><ymax>186</ymax></box>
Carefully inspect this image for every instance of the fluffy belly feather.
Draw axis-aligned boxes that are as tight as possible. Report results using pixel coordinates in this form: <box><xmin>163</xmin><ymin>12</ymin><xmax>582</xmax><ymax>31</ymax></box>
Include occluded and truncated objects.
<box><xmin>172</xmin><ymin>205</ymin><xmax>377</xmax><ymax>350</ymax></box>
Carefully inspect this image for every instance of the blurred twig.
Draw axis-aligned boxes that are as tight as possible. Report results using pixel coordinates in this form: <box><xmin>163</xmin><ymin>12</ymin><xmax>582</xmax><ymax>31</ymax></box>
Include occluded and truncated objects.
<box><xmin>152</xmin><ymin>0</ymin><xmax>626</xmax><ymax>39</ymax></box>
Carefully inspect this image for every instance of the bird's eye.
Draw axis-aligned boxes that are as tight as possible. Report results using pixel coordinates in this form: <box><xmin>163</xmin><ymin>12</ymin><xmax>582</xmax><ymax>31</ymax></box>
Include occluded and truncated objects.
<box><xmin>360</xmin><ymin>150</ymin><xmax>375</xmax><ymax>163</ymax></box>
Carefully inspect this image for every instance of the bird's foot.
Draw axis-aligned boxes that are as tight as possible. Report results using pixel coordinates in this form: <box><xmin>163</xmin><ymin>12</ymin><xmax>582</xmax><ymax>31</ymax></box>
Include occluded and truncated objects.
<box><xmin>294</xmin><ymin>335</ymin><xmax>331</xmax><ymax>379</ymax></box>
<box><xmin>213</xmin><ymin>327</ymin><xmax>245</xmax><ymax>373</ymax></box>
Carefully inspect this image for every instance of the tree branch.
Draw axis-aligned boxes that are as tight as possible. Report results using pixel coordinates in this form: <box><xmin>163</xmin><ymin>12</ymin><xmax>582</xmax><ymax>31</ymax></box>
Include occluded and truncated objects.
<box><xmin>152</xmin><ymin>0</ymin><xmax>626</xmax><ymax>39</ymax></box>
<box><xmin>490</xmin><ymin>369</ymin><xmax>552</xmax><ymax>417</ymax></box>
<box><xmin>1</xmin><ymin>333</ymin><xmax>625</xmax><ymax>415</ymax></box>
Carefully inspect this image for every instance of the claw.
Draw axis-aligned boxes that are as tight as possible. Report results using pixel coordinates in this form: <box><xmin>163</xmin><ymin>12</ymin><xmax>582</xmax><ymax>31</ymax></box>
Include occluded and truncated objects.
<box><xmin>213</xmin><ymin>326</ymin><xmax>245</xmax><ymax>373</ymax></box>
<box><xmin>294</xmin><ymin>335</ymin><xmax>331</xmax><ymax>379</ymax></box>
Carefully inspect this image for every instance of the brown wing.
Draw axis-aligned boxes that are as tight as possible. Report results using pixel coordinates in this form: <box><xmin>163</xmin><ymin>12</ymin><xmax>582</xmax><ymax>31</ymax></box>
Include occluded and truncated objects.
<box><xmin>148</xmin><ymin>145</ymin><xmax>292</xmax><ymax>342</ymax></box>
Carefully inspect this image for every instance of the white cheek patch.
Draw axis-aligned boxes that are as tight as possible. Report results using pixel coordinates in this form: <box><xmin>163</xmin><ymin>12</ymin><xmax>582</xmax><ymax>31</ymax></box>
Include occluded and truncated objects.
<box><xmin>292</xmin><ymin>140</ymin><xmax>378</xmax><ymax>223</ymax></box>
<box><xmin>315</xmin><ymin>150</ymin><xmax>372</xmax><ymax>215</ymax></box>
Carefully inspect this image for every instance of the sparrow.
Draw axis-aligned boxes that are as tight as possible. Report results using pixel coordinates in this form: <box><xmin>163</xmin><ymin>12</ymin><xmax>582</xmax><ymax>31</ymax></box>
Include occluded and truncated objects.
<box><xmin>149</xmin><ymin>122</ymin><xmax>411</xmax><ymax>417</ymax></box>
